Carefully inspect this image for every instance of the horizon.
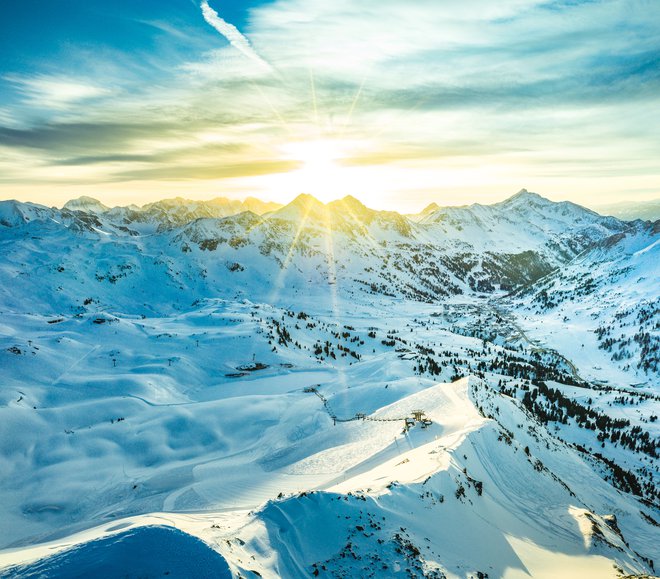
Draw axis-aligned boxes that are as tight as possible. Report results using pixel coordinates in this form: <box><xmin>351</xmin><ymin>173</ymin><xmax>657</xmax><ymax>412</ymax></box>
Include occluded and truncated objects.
<box><xmin>7</xmin><ymin>188</ymin><xmax>660</xmax><ymax>218</ymax></box>
<box><xmin>1</xmin><ymin>1</ymin><xmax>659</xmax><ymax>211</ymax></box>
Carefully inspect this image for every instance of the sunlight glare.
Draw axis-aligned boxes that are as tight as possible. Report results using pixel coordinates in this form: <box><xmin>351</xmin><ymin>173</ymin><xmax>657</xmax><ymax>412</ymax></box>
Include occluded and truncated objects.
<box><xmin>279</xmin><ymin>139</ymin><xmax>363</xmax><ymax>203</ymax></box>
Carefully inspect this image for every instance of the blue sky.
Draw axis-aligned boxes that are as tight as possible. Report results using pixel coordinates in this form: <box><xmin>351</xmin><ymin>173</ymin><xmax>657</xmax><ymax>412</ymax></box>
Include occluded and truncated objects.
<box><xmin>1</xmin><ymin>0</ymin><xmax>659</xmax><ymax>210</ymax></box>
<box><xmin>0</xmin><ymin>1</ymin><xmax>245</xmax><ymax>106</ymax></box>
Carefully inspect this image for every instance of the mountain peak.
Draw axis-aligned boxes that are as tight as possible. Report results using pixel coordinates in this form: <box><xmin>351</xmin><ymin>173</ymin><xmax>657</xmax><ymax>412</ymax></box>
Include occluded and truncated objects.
<box><xmin>284</xmin><ymin>193</ymin><xmax>327</xmax><ymax>214</ymax></box>
<box><xmin>327</xmin><ymin>195</ymin><xmax>371</xmax><ymax>217</ymax></box>
<box><xmin>290</xmin><ymin>193</ymin><xmax>324</xmax><ymax>208</ymax></box>
<box><xmin>499</xmin><ymin>189</ymin><xmax>550</xmax><ymax>208</ymax></box>
<box><xmin>271</xmin><ymin>193</ymin><xmax>326</xmax><ymax>221</ymax></box>
<box><xmin>63</xmin><ymin>196</ymin><xmax>109</xmax><ymax>213</ymax></box>
<box><xmin>242</xmin><ymin>197</ymin><xmax>283</xmax><ymax>215</ymax></box>
<box><xmin>510</xmin><ymin>188</ymin><xmax>541</xmax><ymax>200</ymax></box>
<box><xmin>339</xmin><ymin>194</ymin><xmax>365</xmax><ymax>207</ymax></box>
<box><xmin>421</xmin><ymin>202</ymin><xmax>440</xmax><ymax>215</ymax></box>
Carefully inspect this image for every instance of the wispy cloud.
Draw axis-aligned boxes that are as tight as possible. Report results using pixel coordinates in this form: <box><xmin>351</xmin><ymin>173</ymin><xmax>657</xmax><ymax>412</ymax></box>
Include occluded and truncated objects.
<box><xmin>0</xmin><ymin>121</ymin><xmax>178</xmax><ymax>153</ymax></box>
<box><xmin>5</xmin><ymin>74</ymin><xmax>114</xmax><ymax>110</ymax></box>
<box><xmin>199</xmin><ymin>0</ymin><xmax>272</xmax><ymax>71</ymax></box>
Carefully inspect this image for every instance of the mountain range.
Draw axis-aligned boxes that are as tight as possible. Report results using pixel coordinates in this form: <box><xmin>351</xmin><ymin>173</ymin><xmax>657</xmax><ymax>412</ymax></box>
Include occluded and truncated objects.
<box><xmin>0</xmin><ymin>189</ymin><xmax>658</xmax><ymax>578</ymax></box>
<box><xmin>0</xmin><ymin>189</ymin><xmax>643</xmax><ymax>305</ymax></box>
<box><xmin>593</xmin><ymin>199</ymin><xmax>660</xmax><ymax>222</ymax></box>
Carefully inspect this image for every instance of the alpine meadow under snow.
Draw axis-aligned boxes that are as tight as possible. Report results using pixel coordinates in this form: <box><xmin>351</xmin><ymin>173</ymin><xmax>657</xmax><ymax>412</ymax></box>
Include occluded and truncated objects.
<box><xmin>0</xmin><ymin>190</ymin><xmax>658</xmax><ymax>578</ymax></box>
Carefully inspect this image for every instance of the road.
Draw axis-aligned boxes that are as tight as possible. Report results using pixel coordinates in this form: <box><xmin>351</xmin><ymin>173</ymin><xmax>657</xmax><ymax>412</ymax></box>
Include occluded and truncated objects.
<box><xmin>487</xmin><ymin>301</ymin><xmax>586</xmax><ymax>384</ymax></box>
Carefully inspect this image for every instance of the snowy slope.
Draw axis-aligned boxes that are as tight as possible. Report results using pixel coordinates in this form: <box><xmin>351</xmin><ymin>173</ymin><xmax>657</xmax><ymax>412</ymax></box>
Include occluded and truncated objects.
<box><xmin>0</xmin><ymin>191</ymin><xmax>657</xmax><ymax>577</ymax></box>
<box><xmin>1</xmin><ymin>379</ymin><xmax>656</xmax><ymax>578</ymax></box>
<box><xmin>2</xmin><ymin>526</ymin><xmax>232</xmax><ymax>579</ymax></box>
<box><xmin>421</xmin><ymin>189</ymin><xmax>627</xmax><ymax>257</ymax></box>
<box><xmin>510</xmin><ymin>220</ymin><xmax>660</xmax><ymax>387</ymax></box>
<box><xmin>232</xmin><ymin>379</ymin><xmax>654</xmax><ymax>578</ymax></box>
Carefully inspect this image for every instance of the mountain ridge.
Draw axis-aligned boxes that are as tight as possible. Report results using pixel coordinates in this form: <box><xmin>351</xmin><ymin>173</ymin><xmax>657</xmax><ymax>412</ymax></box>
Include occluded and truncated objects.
<box><xmin>37</xmin><ymin>189</ymin><xmax>650</xmax><ymax>222</ymax></box>
<box><xmin>0</xmin><ymin>189</ymin><xmax>639</xmax><ymax>310</ymax></box>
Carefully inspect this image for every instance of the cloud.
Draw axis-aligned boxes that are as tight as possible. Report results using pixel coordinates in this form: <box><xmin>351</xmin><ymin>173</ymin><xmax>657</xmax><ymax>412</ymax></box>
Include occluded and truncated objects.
<box><xmin>0</xmin><ymin>121</ymin><xmax>179</xmax><ymax>153</ymax></box>
<box><xmin>199</xmin><ymin>0</ymin><xmax>272</xmax><ymax>71</ymax></box>
<box><xmin>115</xmin><ymin>159</ymin><xmax>299</xmax><ymax>182</ymax></box>
<box><xmin>5</xmin><ymin>74</ymin><xmax>114</xmax><ymax>110</ymax></box>
<box><xmin>53</xmin><ymin>153</ymin><xmax>156</xmax><ymax>166</ymax></box>
<box><xmin>1</xmin><ymin>0</ymin><xmax>660</xmax><ymax>207</ymax></box>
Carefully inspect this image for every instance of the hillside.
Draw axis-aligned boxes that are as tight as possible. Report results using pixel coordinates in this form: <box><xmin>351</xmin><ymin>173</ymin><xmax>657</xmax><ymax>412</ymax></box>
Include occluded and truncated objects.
<box><xmin>510</xmin><ymin>220</ymin><xmax>659</xmax><ymax>386</ymax></box>
<box><xmin>0</xmin><ymin>190</ymin><xmax>657</xmax><ymax>577</ymax></box>
<box><xmin>1</xmin><ymin>378</ymin><xmax>656</xmax><ymax>577</ymax></box>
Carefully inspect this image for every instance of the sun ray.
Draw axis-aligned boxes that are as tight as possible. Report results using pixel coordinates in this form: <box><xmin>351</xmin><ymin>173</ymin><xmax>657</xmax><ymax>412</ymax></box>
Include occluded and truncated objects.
<box><xmin>334</xmin><ymin>196</ymin><xmax>385</xmax><ymax>257</ymax></box>
<box><xmin>250</xmin><ymin>80</ymin><xmax>293</xmax><ymax>136</ymax></box>
<box><xmin>268</xmin><ymin>199</ymin><xmax>318</xmax><ymax>304</ymax></box>
<box><xmin>339</xmin><ymin>77</ymin><xmax>367</xmax><ymax>138</ymax></box>
<box><xmin>320</xmin><ymin>209</ymin><xmax>351</xmax><ymax>406</ymax></box>
<box><xmin>309</xmin><ymin>68</ymin><xmax>319</xmax><ymax>128</ymax></box>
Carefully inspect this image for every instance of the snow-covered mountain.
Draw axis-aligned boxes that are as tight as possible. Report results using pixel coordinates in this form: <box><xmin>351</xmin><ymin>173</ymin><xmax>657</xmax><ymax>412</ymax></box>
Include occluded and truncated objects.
<box><xmin>0</xmin><ymin>200</ymin><xmax>59</xmax><ymax>228</ymax></box>
<box><xmin>138</xmin><ymin>196</ymin><xmax>282</xmax><ymax>232</ymax></box>
<box><xmin>420</xmin><ymin>189</ymin><xmax>626</xmax><ymax>255</ymax></box>
<box><xmin>62</xmin><ymin>196</ymin><xmax>110</xmax><ymax>214</ymax></box>
<box><xmin>59</xmin><ymin>195</ymin><xmax>283</xmax><ymax>233</ymax></box>
<box><xmin>510</xmin><ymin>219</ymin><xmax>660</xmax><ymax>386</ymax></box>
<box><xmin>0</xmin><ymin>190</ymin><xmax>658</xmax><ymax>578</ymax></box>
<box><xmin>0</xmin><ymin>190</ymin><xmax>637</xmax><ymax>313</ymax></box>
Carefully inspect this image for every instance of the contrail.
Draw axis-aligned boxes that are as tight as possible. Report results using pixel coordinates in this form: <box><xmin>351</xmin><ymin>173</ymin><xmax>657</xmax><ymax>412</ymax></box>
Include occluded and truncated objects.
<box><xmin>200</xmin><ymin>0</ymin><xmax>272</xmax><ymax>71</ymax></box>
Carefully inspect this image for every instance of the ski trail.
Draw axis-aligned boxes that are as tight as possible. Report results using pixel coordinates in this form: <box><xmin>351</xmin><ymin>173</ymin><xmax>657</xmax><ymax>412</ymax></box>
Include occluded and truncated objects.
<box><xmin>52</xmin><ymin>344</ymin><xmax>101</xmax><ymax>386</ymax></box>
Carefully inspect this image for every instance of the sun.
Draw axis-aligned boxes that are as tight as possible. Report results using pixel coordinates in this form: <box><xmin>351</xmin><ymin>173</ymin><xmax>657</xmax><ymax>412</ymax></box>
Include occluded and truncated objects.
<box><xmin>236</xmin><ymin>136</ymin><xmax>403</xmax><ymax>209</ymax></box>
<box><xmin>278</xmin><ymin>138</ymin><xmax>360</xmax><ymax>203</ymax></box>
<box><xmin>282</xmin><ymin>139</ymin><xmax>346</xmax><ymax>167</ymax></box>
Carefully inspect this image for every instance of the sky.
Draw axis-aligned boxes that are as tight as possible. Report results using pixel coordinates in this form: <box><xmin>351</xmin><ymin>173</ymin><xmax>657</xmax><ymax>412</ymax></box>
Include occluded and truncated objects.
<box><xmin>1</xmin><ymin>0</ymin><xmax>659</xmax><ymax>212</ymax></box>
